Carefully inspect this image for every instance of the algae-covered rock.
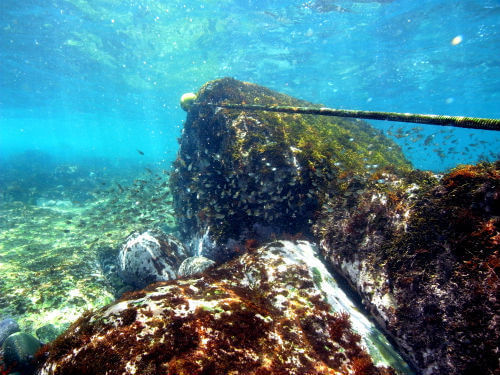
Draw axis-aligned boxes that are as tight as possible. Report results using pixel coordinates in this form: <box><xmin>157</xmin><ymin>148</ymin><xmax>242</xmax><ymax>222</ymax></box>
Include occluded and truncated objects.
<box><xmin>170</xmin><ymin>78</ymin><xmax>410</xmax><ymax>261</ymax></box>
<box><xmin>315</xmin><ymin>162</ymin><xmax>500</xmax><ymax>375</ymax></box>
<box><xmin>0</xmin><ymin>317</ymin><xmax>20</xmax><ymax>346</ymax></box>
<box><xmin>2</xmin><ymin>332</ymin><xmax>41</xmax><ymax>372</ymax></box>
<box><xmin>36</xmin><ymin>240</ymin><xmax>410</xmax><ymax>375</ymax></box>
<box><xmin>35</xmin><ymin>324</ymin><xmax>61</xmax><ymax>345</ymax></box>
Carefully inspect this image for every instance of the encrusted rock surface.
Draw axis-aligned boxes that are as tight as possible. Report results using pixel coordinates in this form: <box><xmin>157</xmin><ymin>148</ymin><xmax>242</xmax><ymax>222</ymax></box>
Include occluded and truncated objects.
<box><xmin>36</xmin><ymin>240</ymin><xmax>409</xmax><ymax>375</ymax></box>
<box><xmin>0</xmin><ymin>318</ymin><xmax>20</xmax><ymax>346</ymax></box>
<box><xmin>2</xmin><ymin>331</ymin><xmax>41</xmax><ymax>372</ymax></box>
<box><xmin>118</xmin><ymin>229</ymin><xmax>190</xmax><ymax>289</ymax></box>
<box><xmin>178</xmin><ymin>256</ymin><xmax>215</xmax><ymax>277</ymax></box>
<box><xmin>170</xmin><ymin>77</ymin><xmax>410</xmax><ymax>261</ymax></box>
<box><xmin>315</xmin><ymin>162</ymin><xmax>500</xmax><ymax>375</ymax></box>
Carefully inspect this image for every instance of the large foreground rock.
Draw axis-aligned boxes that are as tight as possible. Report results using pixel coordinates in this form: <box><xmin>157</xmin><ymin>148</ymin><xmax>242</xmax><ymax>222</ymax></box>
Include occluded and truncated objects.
<box><xmin>36</xmin><ymin>241</ymin><xmax>410</xmax><ymax>375</ymax></box>
<box><xmin>170</xmin><ymin>77</ymin><xmax>410</xmax><ymax>261</ymax></box>
<box><xmin>314</xmin><ymin>162</ymin><xmax>499</xmax><ymax>375</ymax></box>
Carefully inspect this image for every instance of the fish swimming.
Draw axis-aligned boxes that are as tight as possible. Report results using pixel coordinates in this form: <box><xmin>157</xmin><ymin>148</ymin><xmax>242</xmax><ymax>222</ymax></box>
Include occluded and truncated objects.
<box><xmin>308</xmin><ymin>0</ymin><xmax>394</xmax><ymax>13</ymax></box>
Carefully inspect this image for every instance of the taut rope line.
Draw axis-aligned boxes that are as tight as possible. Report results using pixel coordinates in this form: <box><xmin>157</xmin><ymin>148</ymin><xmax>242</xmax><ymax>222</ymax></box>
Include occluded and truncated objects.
<box><xmin>201</xmin><ymin>103</ymin><xmax>500</xmax><ymax>131</ymax></box>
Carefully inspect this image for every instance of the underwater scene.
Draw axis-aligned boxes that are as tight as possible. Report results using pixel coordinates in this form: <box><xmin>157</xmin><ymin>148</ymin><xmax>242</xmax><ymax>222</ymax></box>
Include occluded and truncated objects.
<box><xmin>0</xmin><ymin>1</ymin><xmax>499</xmax><ymax>374</ymax></box>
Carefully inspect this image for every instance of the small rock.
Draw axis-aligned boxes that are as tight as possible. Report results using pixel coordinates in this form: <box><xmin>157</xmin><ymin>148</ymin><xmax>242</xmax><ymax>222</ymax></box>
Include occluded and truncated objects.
<box><xmin>0</xmin><ymin>318</ymin><xmax>20</xmax><ymax>346</ymax></box>
<box><xmin>118</xmin><ymin>230</ymin><xmax>190</xmax><ymax>288</ymax></box>
<box><xmin>35</xmin><ymin>324</ymin><xmax>60</xmax><ymax>344</ymax></box>
<box><xmin>2</xmin><ymin>332</ymin><xmax>41</xmax><ymax>371</ymax></box>
<box><xmin>178</xmin><ymin>256</ymin><xmax>215</xmax><ymax>277</ymax></box>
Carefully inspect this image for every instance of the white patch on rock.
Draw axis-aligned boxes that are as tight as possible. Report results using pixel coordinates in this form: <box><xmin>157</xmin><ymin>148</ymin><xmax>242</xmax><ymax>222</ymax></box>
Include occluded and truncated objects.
<box><xmin>268</xmin><ymin>240</ymin><xmax>408</xmax><ymax>371</ymax></box>
<box><xmin>104</xmin><ymin>301</ymin><xmax>131</xmax><ymax>318</ymax></box>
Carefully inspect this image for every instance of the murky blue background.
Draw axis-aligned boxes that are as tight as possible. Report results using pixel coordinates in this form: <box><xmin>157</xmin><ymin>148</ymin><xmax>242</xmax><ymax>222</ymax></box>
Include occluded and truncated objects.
<box><xmin>1</xmin><ymin>0</ymin><xmax>499</xmax><ymax>172</ymax></box>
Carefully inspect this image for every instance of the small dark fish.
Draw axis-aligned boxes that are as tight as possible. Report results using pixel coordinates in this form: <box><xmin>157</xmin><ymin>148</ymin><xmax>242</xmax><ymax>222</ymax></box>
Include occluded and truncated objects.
<box><xmin>137</xmin><ymin>149</ymin><xmax>144</xmax><ymax>155</ymax></box>
<box><xmin>117</xmin><ymin>183</ymin><xmax>124</xmax><ymax>193</ymax></box>
<box><xmin>424</xmin><ymin>135</ymin><xmax>434</xmax><ymax>146</ymax></box>
<box><xmin>145</xmin><ymin>167</ymin><xmax>153</xmax><ymax>174</ymax></box>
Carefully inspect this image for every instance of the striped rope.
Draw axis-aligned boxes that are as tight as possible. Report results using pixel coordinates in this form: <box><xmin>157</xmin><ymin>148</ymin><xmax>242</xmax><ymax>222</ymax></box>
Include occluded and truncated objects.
<box><xmin>203</xmin><ymin>103</ymin><xmax>500</xmax><ymax>131</ymax></box>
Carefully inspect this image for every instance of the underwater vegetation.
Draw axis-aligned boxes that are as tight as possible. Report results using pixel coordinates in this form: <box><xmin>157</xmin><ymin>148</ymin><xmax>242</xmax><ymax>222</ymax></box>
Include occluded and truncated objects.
<box><xmin>169</xmin><ymin>79</ymin><xmax>498</xmax><ymax>374</ymax></box>
<box><xmin>35</xmin><ymin>241</ymin><xmax>400</xmax><ymax>375</ymax></box>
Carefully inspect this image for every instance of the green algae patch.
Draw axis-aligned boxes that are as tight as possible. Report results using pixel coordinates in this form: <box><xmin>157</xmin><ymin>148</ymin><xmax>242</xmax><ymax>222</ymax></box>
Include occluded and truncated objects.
<box><xmin>199</xmin><ymin>78</ymin><xmax>410</xmax><ymax>174</ymax></box>
<box><xmin>311</xmin><ymin>267</ymin><xmax>323</xmax><ymax>287</ymax></box>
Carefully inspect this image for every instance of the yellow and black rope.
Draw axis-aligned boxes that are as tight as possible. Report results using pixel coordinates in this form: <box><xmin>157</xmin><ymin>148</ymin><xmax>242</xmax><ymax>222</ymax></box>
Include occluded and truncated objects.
<box><xmin>203</xmin><ymin>103</ymin><xmax>500</xmax><ymax>131</ymax></box>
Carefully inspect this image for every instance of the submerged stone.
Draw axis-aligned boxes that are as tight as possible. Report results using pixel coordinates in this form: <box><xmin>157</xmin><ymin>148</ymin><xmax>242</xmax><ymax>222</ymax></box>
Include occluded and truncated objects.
<box><xmin>177</xmin><ymin>256</ymin><xmax>215</xmax><ymax>277</ymax></box>
<box><xmin>36</xmin><ymin>240</ymin><xmax>409</xmax><ymax>375</ymax></box>
<box><xmin>315</xmin><ymin>162</ymin><xmax>499</xmax><ymax>375</ymax></box>
<box><xmin>170</xmin><ymin>77</ymin><xmax>410</xmax><ymax>261</ymax></box>
<box><xmin>35</xmin><ymin>324</ymin><xmax>61</xmax><ymax>345</ymax></box>
<box><xmin>2</xmin><ymin>332</ymin><xmax>41</xmax><ymax>372</ymax></box>
<box><xmin>118</xmin><ymin>229</ymin><xmax>190</xmax><ymax>289</ymax></box>
<box><xmin>0</xmin><ymin>317</ymin><xmax>19</xmax><ymax>346</ymax></box>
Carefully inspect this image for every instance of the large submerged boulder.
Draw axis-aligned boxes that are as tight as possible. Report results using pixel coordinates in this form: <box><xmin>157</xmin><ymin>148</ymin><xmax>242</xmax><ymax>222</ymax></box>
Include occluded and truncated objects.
<box><xmin>314</xmin><ymin>162</ymin><xmax>499</xmax><ymax>375</ymax></box>
<box><xmin>36</xmin><ymin>240</ymin><xmax>410</xmax><ymax>375</ymax></box>
<box><xmin>170</xmin><ymin>78</ymin><xmax>410</xmax><ymax>261</ymax></box>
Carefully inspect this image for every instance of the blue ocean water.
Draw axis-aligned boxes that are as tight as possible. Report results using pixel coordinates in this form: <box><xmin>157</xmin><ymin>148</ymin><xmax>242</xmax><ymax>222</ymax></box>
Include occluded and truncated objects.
<box><xmin>1</xmin><ymin>0</ymin><xmax>499</xmax><ymax>172</ymax></box>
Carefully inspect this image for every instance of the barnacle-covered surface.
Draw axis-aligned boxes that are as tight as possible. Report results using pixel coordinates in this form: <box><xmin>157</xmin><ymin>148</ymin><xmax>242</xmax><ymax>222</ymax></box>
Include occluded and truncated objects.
<box><xmin>170</xmin><ymin>78</ymin><xmax>410</xmax><ymax>261</ymax></box>
<box><xmin>36</xmin><ymin>240</ymin><xmax>408</xmax><ymax>375</ymax></box>
<box><xmin>315</xmin><ymin>162</ymin><xmax>500</xmax><ymax>375</ymax></box>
